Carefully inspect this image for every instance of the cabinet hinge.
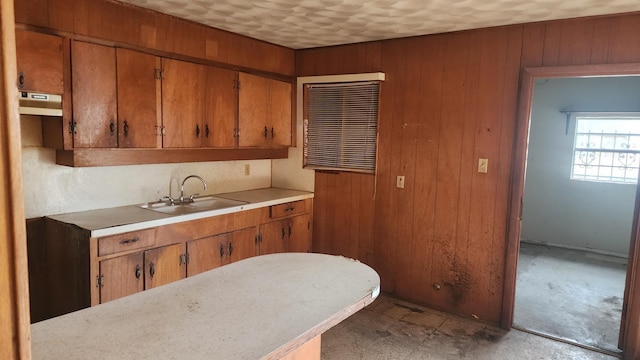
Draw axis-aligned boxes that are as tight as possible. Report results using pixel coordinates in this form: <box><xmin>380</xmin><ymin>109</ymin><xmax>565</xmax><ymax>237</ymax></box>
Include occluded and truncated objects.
<box><xmin>154</xmin><ymin>68</ymin><xmax>163</xmax><ymax>80</ymax></box>
<box><xmin>233</xmin><ymin>79</ymin><xmax>240</xmax><ymax>90</ymax></box>
<box><xmin>69</xmin><ymin>120</ymin><xmax>77</xmax><ymax>134</ymax></box>
<box><xmin>155</xmin><ymin>125</ymin><xmax>165</xmax><ymax>136</ymax></box>
<box><xmin>180</xmin><ymin>253</ymin><xmax>189</xmax><ymax>265</ymax></box>
<box><xmin>233</xmin><ymin>128</ymin><xmax>239</xmax><ymax>138</ymax></box>
<box><xmin>96</xmin><ymin>274</ymin><xmax>104</xmax><ymax>288</ymax></box>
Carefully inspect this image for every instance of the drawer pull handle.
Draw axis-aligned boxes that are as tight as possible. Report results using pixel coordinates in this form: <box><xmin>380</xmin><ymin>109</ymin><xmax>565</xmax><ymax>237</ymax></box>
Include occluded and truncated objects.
<box><xmin>228</xmin><ymin>242</ymin><xmax>233</xmax><ymax>256</ymax></box>
<box><xmin>219</xmin><ymin>244</ymin><xmax>225</xmax><ymax>258</ymax></box>
<box><xmin>135</xmin><ymin>264</ymin><xmax>141</xmax><ymax>280</ymax></box>
<box><xmin>149</xmin><ymin>262</ymin><xmax>155</xmax><ymax>278</ymax></box>
<box><xmin>285</xmin><ymin>206</ymin><xmax>295</xmax><ymax>212</ymax></box>
<box><xmin>119</xmin><ymin>237</ymin><xmax>139</xmax><ymax>245</ymax></box>
<box><xmin>281</xmin><ymin>227</ymin><xmax>285</xmax><ymax>240</ymax></box>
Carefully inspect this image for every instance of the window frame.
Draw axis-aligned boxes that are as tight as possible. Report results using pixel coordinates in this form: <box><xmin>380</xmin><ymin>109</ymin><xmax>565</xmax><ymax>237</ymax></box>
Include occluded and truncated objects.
<box><xmin>570</xmin><ymin>112</ymin><xmax>640</xmax><ymax>184</ymax></box>
<box><xmin>296</xmin><ymin>73</ymin><xmax>385</xmax><ymax>174</ymax></box>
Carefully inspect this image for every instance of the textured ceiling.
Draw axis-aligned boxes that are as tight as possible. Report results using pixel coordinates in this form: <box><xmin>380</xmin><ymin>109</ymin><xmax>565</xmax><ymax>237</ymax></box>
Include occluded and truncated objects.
<box><xmin>118</xmin><ymin>0</ymin><xmax>640</xmax><ymax>49</ymax></box>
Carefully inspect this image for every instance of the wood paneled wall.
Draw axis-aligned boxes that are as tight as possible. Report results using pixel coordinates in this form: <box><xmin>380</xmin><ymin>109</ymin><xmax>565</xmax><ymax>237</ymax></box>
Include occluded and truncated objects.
<box><xmin>301</xmin><ymin>12</ymin><xmax>640</xmax><ymax>324</ymax></box>
<box><xmin>14</xmin><ymin>0</ymin><xmax>294</xmax><ymax>76</ymax></box>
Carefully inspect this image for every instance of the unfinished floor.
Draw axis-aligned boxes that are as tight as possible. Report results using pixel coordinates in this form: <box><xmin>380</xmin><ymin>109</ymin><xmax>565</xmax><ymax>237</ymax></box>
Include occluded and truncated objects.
<box><xmin>322</xmin><ymin>294</ymin><xmax>619</xmax><ymax>359</ymax></box>
<box><xmin>514</xmin><ymin>242</ymin><xmax>627</xmax><ymax>354</ymax></box>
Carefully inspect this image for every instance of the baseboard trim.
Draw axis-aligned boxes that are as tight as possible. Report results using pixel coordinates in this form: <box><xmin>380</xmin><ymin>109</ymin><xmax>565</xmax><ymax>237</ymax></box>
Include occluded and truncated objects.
<box><xmin>520</xmin><ymin>239</ymin><xmax>628</xmax><ymax>260</ymax></box>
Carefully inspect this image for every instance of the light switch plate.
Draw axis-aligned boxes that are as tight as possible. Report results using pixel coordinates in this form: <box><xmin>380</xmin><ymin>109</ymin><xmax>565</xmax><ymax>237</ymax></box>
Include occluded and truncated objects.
<box><xmin>396</xmin><ymin>176</ymin><xmax>405</xmax><ymax>189</ymax></box>
<box><xmin>478</xmin><ymin>158</ymin><xmax>488</xmax><ymax>173</ymax></box>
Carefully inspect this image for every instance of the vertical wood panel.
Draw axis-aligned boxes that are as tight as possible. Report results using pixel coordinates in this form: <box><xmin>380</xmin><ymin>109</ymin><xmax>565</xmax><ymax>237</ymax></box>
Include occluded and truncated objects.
<box><xmin>521</xmin><ymin>23</ymin><xmax>545</xmax><ymax>67</ymax></box>
<box><xmin>542</xmin><ymin>21</ymin><xmax>562</xmax><ymax>66</ymax></box>
<box><xmin>454</xmin><ymin>29</ymin><xmax>482</xmax><ymax>316</ymax></box>
<box><xmin>393</xmin><ymin>38</ymin><xmax>424</xmax><ymax>300</ymax></box>
<box><xmin>430</xmin><ymin>32</ymin><xmax>469</xmax><ymax>310</ymax></box>
<box><xmin>607</xmin><ymin>14</ymin><xmax>640</xmax><ymax>63</ymax></box>
<box><xmin>590</xmin><ymin>18</ymin><xmax>613</xmax><ymax>63</ymax></box>
<box><xmin>557</xmin><ymin>18</ymin><xmax>594</xmax><ymax>65</ymax></box>
<box><xmin>488</xmin><ymin>26</ymin><xmax>523</xmax><ymax>321</ymax></box>
<box><xmin>0</xmin><ymin>0</ymin><xmax>31</xmax><ymax>357</ymax></box>
<box><xmin>466</xmin><ymin>28</ymin><xmax>510</xmax><ymax>322</ymax></box>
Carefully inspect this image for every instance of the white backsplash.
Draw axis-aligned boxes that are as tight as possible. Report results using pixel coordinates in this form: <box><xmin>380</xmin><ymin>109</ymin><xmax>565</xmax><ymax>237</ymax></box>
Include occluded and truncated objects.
<box><xmin>21</xmin><ymin>116</ymin><xmax>272</xmax><ymax>218</ymax></box>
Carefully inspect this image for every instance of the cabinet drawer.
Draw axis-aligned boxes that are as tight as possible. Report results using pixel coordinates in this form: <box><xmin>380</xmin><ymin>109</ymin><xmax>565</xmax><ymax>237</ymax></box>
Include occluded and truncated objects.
<box><xmin>269</xmin><ymin>200</ymin><xmax>306</xmax><ymax>219</ymax></box>
<box><xmin>98</xmin><ymin>229</ymin><xmax>155</xmax><ymax>257</ymax></box>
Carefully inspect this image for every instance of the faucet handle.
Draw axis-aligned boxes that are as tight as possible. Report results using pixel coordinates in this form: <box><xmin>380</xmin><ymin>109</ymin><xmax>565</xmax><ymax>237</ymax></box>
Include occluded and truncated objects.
<box><xmin>189</xmin><ymin>193</ymin><xmax>200</xmax><ymax>201</ymax></box>
<box><xmin>161</xmin><ymin>196</ymin><xmax>175</xmax><ymax>205</ymax></box>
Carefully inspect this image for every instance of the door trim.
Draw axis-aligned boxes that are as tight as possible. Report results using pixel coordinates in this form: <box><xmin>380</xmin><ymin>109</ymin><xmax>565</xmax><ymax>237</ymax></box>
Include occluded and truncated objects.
<box><xmin>502</xmin><ymin>63</ymin><xmax>640</xmax><ymax>360</ymax></box>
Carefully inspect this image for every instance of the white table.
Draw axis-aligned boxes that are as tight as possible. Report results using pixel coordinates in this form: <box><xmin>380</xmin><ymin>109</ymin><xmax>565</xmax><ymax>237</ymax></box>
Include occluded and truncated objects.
<box><xmin>31</xmin><ymin>253</ymin><xmax>380</xmax><ymax>359</ymax></box>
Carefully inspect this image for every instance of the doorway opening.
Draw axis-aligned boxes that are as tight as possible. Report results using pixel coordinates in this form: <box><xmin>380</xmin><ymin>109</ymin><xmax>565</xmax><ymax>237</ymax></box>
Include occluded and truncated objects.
<box><xmin>512</xmin><ymin>76</ymin><xmax>640</xmax><ymax>355</ymax></box>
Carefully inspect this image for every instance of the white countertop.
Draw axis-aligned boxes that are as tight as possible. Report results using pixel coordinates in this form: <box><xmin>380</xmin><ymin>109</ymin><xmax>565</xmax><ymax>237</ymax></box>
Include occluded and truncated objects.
<box><xmin>46</xmin><ymin>188</ymin><xmax>314</xmax><ymax>237</ymax></box>
<box><xmin>31</xmin><ymin>253</ymin><xmax>380</xmax><ymax>360</ymax></box>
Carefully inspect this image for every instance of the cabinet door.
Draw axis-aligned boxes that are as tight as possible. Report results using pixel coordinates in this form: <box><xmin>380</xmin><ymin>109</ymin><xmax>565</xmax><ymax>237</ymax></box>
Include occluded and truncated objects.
<box><xmin>288</xmin><ymin>214</ymin><xmax>312</xmax><ymax>253</ymax></box>
<box><xmin>204</xmin><ymin>67</ymin><xmax>237</xmax><ymax>147</ymax></box>
<box><xmin>161</xmin><ymin>58</ymin><xmax>204</xmax><ymax>148</ymax></box>
<box><xmin>71</xmin><ymin>41</ymin><xmax>118</xmax><ymax>148</ymax></box>
<box><xmin>187</xmin><ymin>233</ymin><xmax>230</xmax><ymax>276</ymax></box>
<box><xmin>99</xmin><ymin>252</ymin><xmax>144</xmax><ymax>303</ymax></box>
<box><xmin>269</xmin><ymin>79</ymin><xmax>292</xmax><ymax>147</ymax></box>
<box><xmin>259</xmin><ymin>220</ymin><xmax>288</xmax><ymax>255</ymax></box>
<box><xmin>144</xmin><ymin>243</ymin><xmax>185</xmax><ymax>290</ymax></box>
<box><xmin>116</xmin><ymin>48</ymin><xmax>159</xmax><ymax>148</ymax></box>
<box><xmin>238</xmin><ymin>72</ymin><xmax>268</xmax><ymax>147</ymax></box>
<box><xmin>229</xmin><ymin>227</ymin><xmax>259</xmax><ymax>263</ymax></box>
<box><xmin>15</xmin><ymin>30</ymin><xmax>63</xmax><ymax>94</ymax></box>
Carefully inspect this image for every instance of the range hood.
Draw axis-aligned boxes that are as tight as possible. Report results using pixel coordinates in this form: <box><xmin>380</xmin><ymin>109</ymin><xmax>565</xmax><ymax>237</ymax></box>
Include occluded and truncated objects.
<box><xmin>19</xmin><ymin>91</ymin><xmax>62</xmax><ymax>116</ymax></box>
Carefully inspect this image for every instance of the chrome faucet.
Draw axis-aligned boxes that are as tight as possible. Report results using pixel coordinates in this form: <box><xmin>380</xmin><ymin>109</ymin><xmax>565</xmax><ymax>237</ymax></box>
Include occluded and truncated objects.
<box><xmin>180</xmin><ymin>175</ymin><xmax>208</xmax><ymax>204</ymax></box>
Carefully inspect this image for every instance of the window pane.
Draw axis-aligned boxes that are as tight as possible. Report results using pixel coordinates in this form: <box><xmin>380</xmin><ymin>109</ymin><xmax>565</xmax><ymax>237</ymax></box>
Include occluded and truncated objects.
<box><xmin>571</xmin><ymin>115</ymin><xmax>640</xmax><ymax>184</ymax></box>
<box><xmin>304</xmin><ymin>81</ymin><xmax>379</xmax><ymax>173</ymax></box>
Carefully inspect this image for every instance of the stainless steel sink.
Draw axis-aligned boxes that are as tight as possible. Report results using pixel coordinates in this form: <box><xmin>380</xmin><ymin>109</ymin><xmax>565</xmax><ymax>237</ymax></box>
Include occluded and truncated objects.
<box><xmin>138</xmin><ymin>195</ymin><xmax>247</xmax><ymax>215</ymax></box>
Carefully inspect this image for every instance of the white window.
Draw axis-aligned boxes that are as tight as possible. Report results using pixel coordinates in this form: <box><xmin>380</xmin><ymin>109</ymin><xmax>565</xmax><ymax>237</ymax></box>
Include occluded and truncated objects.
<box><xmin>303</xmin><ymin>80</ymin><xmax>380</xmax><ymax>173</ymax></box>
<box><xmin>571</xmin><ymin>114</ymin><xmax>640</xmax><ymax>184</ymax></box>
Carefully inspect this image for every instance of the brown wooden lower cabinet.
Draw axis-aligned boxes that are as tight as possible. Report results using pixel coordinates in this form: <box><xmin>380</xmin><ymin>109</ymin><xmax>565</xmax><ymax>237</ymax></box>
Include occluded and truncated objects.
<box><xmin>186</xmin><ymin>227</ymin><xmax>258</xmax><ymax>277</ymax></box>
<box><xmin>259</xmin><ymin>213</ymin><xmax>312</xmax><ymax>255</ymax></box>
<box><xmin>30</xmin><ymin>198</ymin><xmax>313</xmax><ymax>322</ymax></box>
<box><xmin>98</xmin><ymin>243</ymin><xmax>186</xmax><ymax>303</ymax></box>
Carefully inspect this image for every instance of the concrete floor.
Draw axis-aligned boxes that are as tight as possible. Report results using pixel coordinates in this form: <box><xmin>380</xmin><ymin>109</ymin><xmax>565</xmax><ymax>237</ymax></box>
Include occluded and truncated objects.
<box><xmin>322</xmin><ymin>293</ymin><xmax>619</xmax><ymax>359</ymax></box>
<box><xmin>514</xmin><ymin>242</ymin><xmax>627</xmax><ymax>354</ymax></box>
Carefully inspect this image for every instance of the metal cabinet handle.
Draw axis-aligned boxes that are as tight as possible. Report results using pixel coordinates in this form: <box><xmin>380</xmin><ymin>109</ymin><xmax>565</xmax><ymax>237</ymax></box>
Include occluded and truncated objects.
<box><xmin>123</xmin><ymin>120</ymin><xmax>129</xmax><ymax>136</ymax></box>
<box><xmin>281</xmin><ymin>227</ymin><xmax>285</xmax><ymax>240</ymax></box>
<box><xmin>135</xmin><ymin>264</ymin><xmax>141</xmax><ymax>280</ymax></box>
<box><xmin>149</xmin><ymin>262</ymin><xmax>155</xmax><ymax>278</ymax></box>
<box><xmin>288</xmin><ymin>225</ymin><xmax>291</xmax><ymax>238</ymax></box>
<box><xmin>219</xmin><ymin>244</ymin><xmax>225</xmax><ymax>257</ymax></box>
<box><xmin>228</xmin><ymin>242</ymin><xmax>233</xmax><ymax>256</ymax></box>
<box><xmin>264</xmin><ymin>126</ymin><xmax>268</xmax><ymax>138</ymax></box>
<box><xmin>285</xmin><ymin>206</ymin><xmax>295</xmax><ymax>212</ymax></box>
<box><xmin>119</xmin><ymin>237</ymin><xmax>139</xmax><ymax>245</ymax></box>
<box><xmin>196</xmin><ymin>124</ymin><xmax>201</xmax><ymax>137</ymax></box>
<box><xmin>205</xmin><ymin>124</ymin><xmax>210</xmax><ymax>138</ymax></box>
<box><xmin>17</xmin><ymin>72</ymin><xmax>25</xmax><ymax>88</ymax></box>
<box><xmin>271</xmin><ymin>127</ymin><xmax>274</xmax><ymax>138</ymax></box>
<box><xmin>109</xmin><ymin>119</ymin><xmax>115</xmax><ymax>136</ymax></box>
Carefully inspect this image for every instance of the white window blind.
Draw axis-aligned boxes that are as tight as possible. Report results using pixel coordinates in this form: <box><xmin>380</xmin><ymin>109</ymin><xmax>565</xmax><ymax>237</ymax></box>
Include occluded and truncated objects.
<box><xmin>304</xmin><ymin>81</ymin><xmax>380</xmax><ymax>173</ymax></box>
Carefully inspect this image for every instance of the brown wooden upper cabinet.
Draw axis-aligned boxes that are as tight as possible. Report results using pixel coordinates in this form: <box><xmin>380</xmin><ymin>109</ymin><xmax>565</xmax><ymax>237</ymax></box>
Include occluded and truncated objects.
<box><xmin>238</xmin><ymin>72</ymin><xmax>292</xmax><ymax>148</ymax></box>
<box><xmin>71</xmin><ymin>41</ymin><xmax>159</xmax><ymax>148</ymax></box>
<box><xmin>162</xmin><ymin>59</ymin><xmax>237</xmax><ymax>148</ymax></box>
<box><xmin>15</xmin><ymin>29</ymin><xmax>64</xmax><ymax>95</ymax></box>
<box><xmin>161</xmin><ymin>58</ymin><xmax>204</xmax><ymax>148</ymax></box>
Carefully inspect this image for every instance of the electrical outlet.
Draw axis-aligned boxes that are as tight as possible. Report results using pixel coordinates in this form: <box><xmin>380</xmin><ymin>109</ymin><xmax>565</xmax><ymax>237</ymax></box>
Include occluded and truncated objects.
<box><xmin>478</xmin><ymin>158</ymin><xmax>488</xmax><ymax>173</ymax></box>
<box><xmin>244</xmin><ymin>164</ymin><xmax>250</xmax><ymax>176</ymax></box>
<box><xmin>396</xmin><ymin>176</ymin><xmax>405</xmax><ymax>189</ymax></box>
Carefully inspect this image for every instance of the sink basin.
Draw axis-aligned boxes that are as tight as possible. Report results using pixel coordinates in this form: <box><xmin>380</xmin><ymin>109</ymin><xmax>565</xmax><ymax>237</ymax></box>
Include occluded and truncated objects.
<box><xmin>139</xmin><ymin>196</ymin><xmax>247</xmax><ymax>215</ymax></box>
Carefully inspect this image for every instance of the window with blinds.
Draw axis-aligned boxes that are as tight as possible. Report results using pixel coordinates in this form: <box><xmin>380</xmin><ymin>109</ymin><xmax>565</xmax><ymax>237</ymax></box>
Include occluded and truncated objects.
<box><xmin>303</xmin><ymin>81</ymin><xmax>380</xmax><ymax>173</ymax></box>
